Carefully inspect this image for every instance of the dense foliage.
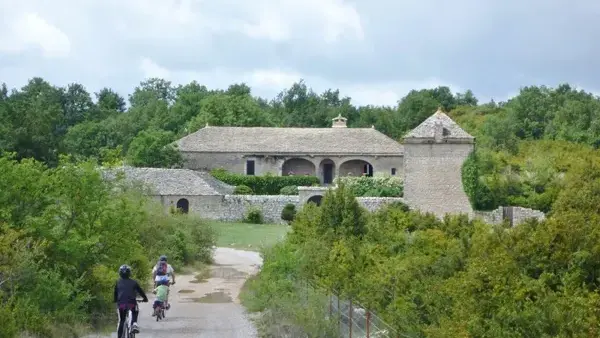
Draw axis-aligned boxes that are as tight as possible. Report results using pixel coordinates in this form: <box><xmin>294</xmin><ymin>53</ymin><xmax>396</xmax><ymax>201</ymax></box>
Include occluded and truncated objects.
<box><xmin>0</xmin><ymin>154</ymin><xmax>215</xmax><ymax>337</ymax></box>
<box><xmin>335</xmin><ymin>174</ymin><xmax>403</xmax><ymax>197</ymax></box>
<box><xmin>233</xmin><ymin>185</ymin><xmax>254</xmax><ymax>195</ymax></box>
<box><xmin>2</xmin><ymin>78</ymin><xmax>600</xmax><ymax>210</ymax></box>
<box><xmin>211</xmin><ymin>168</ymin><xmax>320</xmax><ymax>195</ymax></box>
<box><xmin>244</xmin><ymin>175</ymin><xmax>600</xmax><ymax>336</ymax></box>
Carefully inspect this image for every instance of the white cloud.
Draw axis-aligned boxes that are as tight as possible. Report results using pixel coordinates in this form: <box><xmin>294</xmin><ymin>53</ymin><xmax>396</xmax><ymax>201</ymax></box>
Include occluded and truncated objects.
<box><xmin>240</xmin><ymin>0</ymin><xmax>364</xmax><ymax>43</ymax></box>
<box><xmin>0</xmin><ymin>12</ymin><xmax>71</xmax><ymax>58</ymax></box>
<box><xmin>139</xmin><ymin>58</ymin><xmax>172</xmax><ymax>79</ymax></box>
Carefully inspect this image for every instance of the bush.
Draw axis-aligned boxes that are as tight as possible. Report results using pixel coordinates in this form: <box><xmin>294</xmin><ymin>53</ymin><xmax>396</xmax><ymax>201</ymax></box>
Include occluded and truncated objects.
<box><xmin>281</xmin><ymin>203</ymin><xmax>297</xmax><ymax>223</ymax></box>
<box><xmin>234</xmin><ymin>185</ymin><xmax>253</xmax><ymax>195</ymax></box>
<box><xmin>280</xmin><ymin>185</ymin><xmax>299</xmax><ymax>195</ymax></box>
<box><xmin>245</xmin><ymin>207</ymin><xmax>264</xmax><ymax>224</ymax></box>
<box><xmin>0</xmin><ymin>155</ymin><xmax>216</xmax><ymax>337</ymax></box>
<box><xmin>335</xmin><ymin>174</ymin><xmax>403</xmax><ymax>197</ymax></box>
<box><xmin>211</xmin><ymin>168</ymin><xmax>320</xmax><ymax>195</ymax></box>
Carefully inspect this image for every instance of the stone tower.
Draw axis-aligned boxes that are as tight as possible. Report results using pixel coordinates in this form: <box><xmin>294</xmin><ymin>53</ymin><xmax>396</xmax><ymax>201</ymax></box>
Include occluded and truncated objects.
<box><xmin>402</xmin><ymin>108</ymin><xmax>475</xmax><ymax>218</ymax></box>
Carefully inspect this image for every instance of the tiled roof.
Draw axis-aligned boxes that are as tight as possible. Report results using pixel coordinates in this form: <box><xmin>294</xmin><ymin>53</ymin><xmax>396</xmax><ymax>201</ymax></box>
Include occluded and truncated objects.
<box><xmin>103</xmin><ymin>167</ymin><xmax>233</xmax><ymax>196</ymax></box>
<box><xmin>175</xmin><ymin>126</ymin><xmax>404</xmax><ymax>155</ymax></box>
<box><xmin>403</xmin><ymin>108</ymin><xmax>474</xmax><ymax>141</ymax></box>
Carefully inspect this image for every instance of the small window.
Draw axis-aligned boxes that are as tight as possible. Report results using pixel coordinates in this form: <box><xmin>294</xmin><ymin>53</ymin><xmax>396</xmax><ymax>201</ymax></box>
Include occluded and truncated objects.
<box><xmin>442</xmin><ymin>128</ymin><xmax>450</xmax><ymax>136</ymax></box>
<box><xmin>391</xmin><ymin>168</ymin><xmax>397</xmax><ymax>176</ymax></box>
<box><xmin>246</xmin><ymin>160</ymin><xmax>255</xmax><ymax>175</ymax></box>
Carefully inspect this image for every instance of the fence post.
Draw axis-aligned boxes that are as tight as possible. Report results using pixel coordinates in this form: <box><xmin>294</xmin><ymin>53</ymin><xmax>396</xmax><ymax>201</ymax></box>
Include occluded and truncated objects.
<box><xmin>366</xmin><ymin>310</ymin><xmax>371</xmax><ymax>338</ymax></box>
<box><xmin>337</xmin><ymin>293</ymin><xmax>340</xmax><ymax>331</ymax></box>
<box><xmin>349</xmin><ymin>298</ymin><xmax>353</xmax><ymax>338</ymax></box>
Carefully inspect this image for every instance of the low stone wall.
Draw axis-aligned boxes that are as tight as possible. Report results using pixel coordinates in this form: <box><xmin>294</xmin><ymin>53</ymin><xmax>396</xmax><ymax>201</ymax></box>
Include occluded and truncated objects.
<box><xmin>475</xmin><ymin>206</ymin><xmax>546</xmax><ymax>226</ymax></box>
<box><xmin>357</xmin><ymin>197</ymin><xmax>406</xmax><ymax>212</ymax></box>
<box><xmin>191</xmin><ymin>195</ymin><xmax>407</xmax><ymax>224</ymax></box>
<box><xmin>218</xmin><ymin>195</ymin><xmax>300</xmax><ymax>224</ymax></box>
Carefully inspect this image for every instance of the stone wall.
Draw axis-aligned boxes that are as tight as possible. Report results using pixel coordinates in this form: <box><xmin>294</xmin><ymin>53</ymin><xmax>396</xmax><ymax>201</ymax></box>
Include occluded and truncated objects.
<box><xmin>475</xmin><ymin>206</ymin><xmax>546</xmax><ymax>226</ymax></box>
<box><xmin>356</xmin><ymin>197</ymin><xmax>406</xmax><ymax>212</ymax></box>
<box><xmin>403</xmin><ymin>143</ymin><xmax>474</xmax><ymax>219</ymax></box>
<box><xmin>160</xmin><ymin>193</ymin><xmax>408</xmax><ymax>224</ymax></box>
<box><xmin>218</xmin><ymin>195</ymin><xmax>300</xmax><ymax>224</ymax></box>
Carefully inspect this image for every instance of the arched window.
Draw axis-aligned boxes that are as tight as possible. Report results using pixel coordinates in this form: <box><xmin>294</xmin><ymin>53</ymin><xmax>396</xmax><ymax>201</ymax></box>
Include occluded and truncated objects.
<box><xmin>307</xmin><ymin>195</ymin><xmax>323</xmax><ymax>206</ymax></box>
<box><xmin>176</xmin><ymin>198</ymin><xmax>189</xmax><ymax>214</ymax></box>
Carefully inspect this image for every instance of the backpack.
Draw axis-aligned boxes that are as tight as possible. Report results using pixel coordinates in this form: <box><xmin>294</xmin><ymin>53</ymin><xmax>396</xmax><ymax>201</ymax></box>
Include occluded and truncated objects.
<box><xmin>156</xmin><ymin>261</ymin><xmax>168</xmax><ymax>276</ymax></box>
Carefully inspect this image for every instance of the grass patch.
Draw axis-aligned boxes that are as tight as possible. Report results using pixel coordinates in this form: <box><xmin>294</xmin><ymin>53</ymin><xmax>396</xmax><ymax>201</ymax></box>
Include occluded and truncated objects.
<box><xmin>211</xmin><ymin>221</ymin><xmax>290</xmax><ymax>251</ymax></box>
<box><xmin>239</xmin><ymin>274</ymin><xmax>260</xmax><ymax>311</ymax></box>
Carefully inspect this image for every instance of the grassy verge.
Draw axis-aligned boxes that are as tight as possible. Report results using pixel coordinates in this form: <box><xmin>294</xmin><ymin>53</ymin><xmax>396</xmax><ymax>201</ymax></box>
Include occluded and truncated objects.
<box><xmin>211</xmin><ymin>221</ymin><xmax>290</xmax><ymax>251</ymax></box>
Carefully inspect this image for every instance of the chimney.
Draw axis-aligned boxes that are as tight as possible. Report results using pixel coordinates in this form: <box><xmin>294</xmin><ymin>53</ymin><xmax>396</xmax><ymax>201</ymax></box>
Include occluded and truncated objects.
<box><xmin>331</xmin><ymin>114</ymin><xmax>347</xmax><ymax>128</ymax></box>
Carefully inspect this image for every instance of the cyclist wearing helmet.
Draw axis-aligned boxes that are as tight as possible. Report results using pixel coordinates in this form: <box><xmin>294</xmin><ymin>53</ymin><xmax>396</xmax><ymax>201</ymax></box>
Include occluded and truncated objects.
<box><xmin>114</xmin><ymin>264</ymin><xmax>148</xmax><ymax>336</ymax></box>
<box><xmin>152</xmin><ymin>255</ymin><xmax>176</xmax><ymax>288</ymax></box>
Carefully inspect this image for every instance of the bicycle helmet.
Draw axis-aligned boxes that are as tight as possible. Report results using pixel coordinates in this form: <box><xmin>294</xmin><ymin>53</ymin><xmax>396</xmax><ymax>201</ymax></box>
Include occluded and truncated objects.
<box><xmin>159</xmin><ymin>255</ymin><xmax>167</xmax><ymax>262</ymax></box>
<box><xmin>119</xmin><ymin>264</ymin><xmax>132</xmax><ymax>278</ymax></box>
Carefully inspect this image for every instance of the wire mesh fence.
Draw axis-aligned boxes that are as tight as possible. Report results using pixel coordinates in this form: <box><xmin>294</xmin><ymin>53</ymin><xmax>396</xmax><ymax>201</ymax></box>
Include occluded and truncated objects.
<box><xmin>299</xmin><ymin>279</ymin><xmax>404</xmax><ymax>338</ymax></box>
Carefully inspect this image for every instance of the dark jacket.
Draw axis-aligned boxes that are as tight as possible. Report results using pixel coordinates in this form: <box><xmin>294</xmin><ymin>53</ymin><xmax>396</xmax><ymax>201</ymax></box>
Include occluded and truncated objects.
<box><xmin>114</xmin><ymin>278</ymin><xmax>148</xmax><ymax>305</ymax></box>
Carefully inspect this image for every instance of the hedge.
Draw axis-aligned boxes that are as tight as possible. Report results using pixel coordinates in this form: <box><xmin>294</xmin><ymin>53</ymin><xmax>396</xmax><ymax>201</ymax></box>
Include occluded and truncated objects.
<box><xmin>211</xmin><ymin>168</ymin><xmax>320</xmax><ymax>195</ymax></box>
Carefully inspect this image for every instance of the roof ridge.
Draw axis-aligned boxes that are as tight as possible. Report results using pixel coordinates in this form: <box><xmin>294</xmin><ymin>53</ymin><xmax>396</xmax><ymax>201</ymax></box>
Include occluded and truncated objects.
<box><xmin>403</xmin><ymin>109</ymin><xmax>474</xmax><ymax>141</ymax></box>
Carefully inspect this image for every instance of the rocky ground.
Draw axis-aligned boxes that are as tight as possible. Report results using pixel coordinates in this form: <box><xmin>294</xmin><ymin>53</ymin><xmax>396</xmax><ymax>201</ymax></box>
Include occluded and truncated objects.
<box><xmin>84</xmin><ymin>247</ymin><xmax>262</xmax><ymax>338</ymax></box>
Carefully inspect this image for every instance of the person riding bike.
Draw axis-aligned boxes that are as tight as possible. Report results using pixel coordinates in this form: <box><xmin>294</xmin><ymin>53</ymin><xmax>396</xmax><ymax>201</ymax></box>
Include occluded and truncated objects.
<box><xmin>114</xmin><ymin>264</ymin><xmax>148</xmax><ymax>337</ymax></box>
<box><xmin>152</xmin><ymin>278</ymin><xmax>170</xmax><ymax>316</ymax></box>
<box><xmin>152</xmin><ymin>255</ymin><xmax>176</xmax><ymax>288</ymax></box>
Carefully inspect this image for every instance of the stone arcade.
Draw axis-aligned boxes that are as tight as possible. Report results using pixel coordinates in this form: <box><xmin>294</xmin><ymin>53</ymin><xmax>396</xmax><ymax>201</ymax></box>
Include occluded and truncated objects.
<box><xmin>174</xmin><ymin>114</ymin><xmax>404</xmax><ymax>185</ymax></box>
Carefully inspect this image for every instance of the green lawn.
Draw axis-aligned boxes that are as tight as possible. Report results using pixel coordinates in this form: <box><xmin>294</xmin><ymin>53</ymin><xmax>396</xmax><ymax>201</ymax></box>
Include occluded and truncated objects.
<box><xmin>211</xmin><ymin>221</ymin><xmax>290</xmax><ymax>251</ymax></box>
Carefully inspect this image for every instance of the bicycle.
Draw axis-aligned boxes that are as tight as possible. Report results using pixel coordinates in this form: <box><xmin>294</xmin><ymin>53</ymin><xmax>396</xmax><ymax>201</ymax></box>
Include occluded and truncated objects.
<box><xmin>121</xmin><ymin>299</ymin><xmax>146</xmax><ymax>338</ymax></box>
<box><xmin>154</xmin><ymin>301</ymin><xmax>166</xmax><ymax>321</ymax></box>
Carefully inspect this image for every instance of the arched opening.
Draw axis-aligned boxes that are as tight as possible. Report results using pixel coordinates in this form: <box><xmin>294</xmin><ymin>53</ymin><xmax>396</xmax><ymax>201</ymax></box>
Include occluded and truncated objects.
<box><xmin>340</xmin><ymin>159</ymin><xmax>374</xmax><ymax>177</ymax></box>
<box><xmin>319</xmin><ymin>159</ymin><xmax>336</xmax><ymax>185</ymax></box>
<box><xmin>282</xmin><ymin>158</ymin><xmax>316</xmax><ymax>176</ymax></box>
<box><xmin>307</xmin><ymin>195</ymin><xmax>323</xmax><ymax>206</ymax></box>
<box><xmin>176</xmin><ymin>198</ymin><xmax>189</xmax><ymax>214</ymax></box>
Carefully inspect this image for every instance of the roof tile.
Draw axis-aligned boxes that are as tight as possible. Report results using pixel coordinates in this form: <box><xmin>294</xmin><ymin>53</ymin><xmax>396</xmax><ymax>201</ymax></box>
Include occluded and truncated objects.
<box><xmin>175</xmin><ymin>126</ymin><xmax>404</xmax><ymax>154</ymax></box>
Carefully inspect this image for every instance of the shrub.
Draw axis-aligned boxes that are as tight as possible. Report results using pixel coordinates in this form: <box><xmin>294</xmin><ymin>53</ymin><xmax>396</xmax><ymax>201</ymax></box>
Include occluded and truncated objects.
<box><xmin>281</xmin><ymin>203</ymin><xmax>297</xmax><ymax>223</ymax></box>
<box><xmin>245</xmin><ymin>207</ymin><xmax>264</xmax><ymax>224</ymax></box>
<box><xmin>234</xmin><ymin>185</ymin><xmax>254</xmax><ymax>195</ymax></box>
<box><xmin>211</xmin><ymin>168</ymin><xmax>320</xmax><ymax>195</ymax></box>
<box><xmin>335</xmin><ymin>174</ymin><xmax>403</xmax><ymax>197</ymax></box>
<box><xmin>0</xmin><ymin>155</ymin><xmax>216</xmax><ymax>337</ymax></box>
<box><xmin>280</xmin><ymin>185</ymin><xmax>299</xmax><ymax>195</ymax></box>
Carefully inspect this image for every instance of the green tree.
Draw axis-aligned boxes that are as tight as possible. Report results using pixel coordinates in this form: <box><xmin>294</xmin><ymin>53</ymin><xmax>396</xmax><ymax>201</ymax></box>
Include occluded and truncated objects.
<box><xmin>126</xmin><ymin>129</ymin><xmax>182</xmax><ymax>168</ymax></box>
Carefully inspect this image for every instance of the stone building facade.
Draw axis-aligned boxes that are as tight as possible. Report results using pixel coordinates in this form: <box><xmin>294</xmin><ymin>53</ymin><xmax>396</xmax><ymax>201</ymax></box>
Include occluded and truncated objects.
<box><xmin>174</xmin><ymin>115</ymin><xmax>404</xmax><ymax>185</ymax></box>
<box><xmin>402</xmin><ymin>109</ymin><xmax>476</xmax><ymax>217</ymax></box>
<box><xmin>109</xmin><ymin>108</ymin><xmax>545</xmax><ymax>226</ymax></box>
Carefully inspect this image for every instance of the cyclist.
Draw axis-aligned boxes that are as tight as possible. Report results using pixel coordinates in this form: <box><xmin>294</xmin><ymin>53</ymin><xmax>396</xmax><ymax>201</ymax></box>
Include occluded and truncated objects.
<box><xmin>114</xmin><ymin>265</ymin><xmax>148</xmax><ymax>337</ymax></box>
<box><xmin>152</xmin><ymin>278</ymin><xmax>170</xmax><ymax>316</ymax></box>
<box><xmin>152</xmin><ymin>255</ymin><xmax>176</xmax><ymax>288</ymax></box>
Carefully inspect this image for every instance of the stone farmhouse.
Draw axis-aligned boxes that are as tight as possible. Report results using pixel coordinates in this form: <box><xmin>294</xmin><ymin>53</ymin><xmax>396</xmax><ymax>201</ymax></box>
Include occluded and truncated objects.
<box><xmin>108</xmin><ymin>108</ymin><xmax>545</xmax><ymax>225</ymax></box>
<box><xmin>174</xmin><ymin>114</ymin><xmax>404</xmax><ymax>184</ymax></box>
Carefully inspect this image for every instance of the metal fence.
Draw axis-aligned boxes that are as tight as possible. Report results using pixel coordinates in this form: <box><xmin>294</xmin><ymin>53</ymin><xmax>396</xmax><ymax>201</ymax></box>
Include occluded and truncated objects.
<box><xmin>300</xmin><ymin>280</ymin><xmax>407</xmax><ymax>338</ymax></box>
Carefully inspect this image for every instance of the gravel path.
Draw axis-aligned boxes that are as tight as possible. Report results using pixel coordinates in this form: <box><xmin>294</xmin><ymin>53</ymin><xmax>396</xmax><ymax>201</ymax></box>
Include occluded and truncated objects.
<box><xmin>85</xmin><ymin>248</ymin><xmax>262</xmax><ymax>338</ymax></box>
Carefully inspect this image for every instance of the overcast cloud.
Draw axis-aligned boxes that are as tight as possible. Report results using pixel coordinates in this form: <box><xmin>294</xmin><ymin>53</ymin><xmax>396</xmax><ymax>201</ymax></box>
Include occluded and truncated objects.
<box><xmin>1</xmin><ymin>0</ymin><xmax>599</xmax><ymax>106</ymax></box>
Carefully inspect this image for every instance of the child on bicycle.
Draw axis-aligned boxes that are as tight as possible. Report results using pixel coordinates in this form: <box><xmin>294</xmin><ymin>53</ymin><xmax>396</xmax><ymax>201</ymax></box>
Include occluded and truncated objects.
<box><xmin>114</xmin><ymin>264</ymin><xmax>148</xmax><ymax>336</ymax></box>
<box><xmin>152</xmin><ymin>278</ymin><xmax>170</xmax><ymax>316</ymax></box>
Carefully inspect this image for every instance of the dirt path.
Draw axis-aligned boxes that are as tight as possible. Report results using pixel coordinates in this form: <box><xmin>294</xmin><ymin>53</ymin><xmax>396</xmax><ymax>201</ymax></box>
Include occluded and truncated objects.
<box><xmin>85</xmin><ymin>248</ymin><xmax>262</xmax><ymax>338</ymax></box>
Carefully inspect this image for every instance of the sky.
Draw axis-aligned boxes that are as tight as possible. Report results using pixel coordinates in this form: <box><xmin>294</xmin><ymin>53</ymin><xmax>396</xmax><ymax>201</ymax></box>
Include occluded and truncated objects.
<box><xmin>1</xmin><ymin>0</ymin><xmax>599</xmax><ymax>106</ymax></box>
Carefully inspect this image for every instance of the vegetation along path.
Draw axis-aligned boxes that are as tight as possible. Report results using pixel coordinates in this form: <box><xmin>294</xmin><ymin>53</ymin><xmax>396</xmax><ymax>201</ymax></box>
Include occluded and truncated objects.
<box><xmin>86</xmin><ymin>247</ymin><xmax>262</xmax><ymax>338</ymax></box>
